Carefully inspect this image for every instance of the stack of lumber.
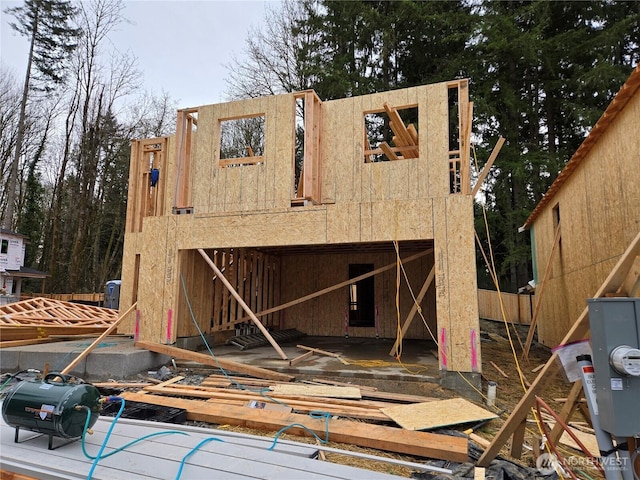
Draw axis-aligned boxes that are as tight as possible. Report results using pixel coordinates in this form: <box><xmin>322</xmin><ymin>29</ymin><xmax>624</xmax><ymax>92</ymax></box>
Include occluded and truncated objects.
<box><xmin>0</xmin><ymin>297</ymin><xmax>119</xmax><ymax>346</ymax></box>
<box><xmin>379</xmin><ymin>103</ymin><xmax>419</xmax><ymax>161</ymax></box>
<box><xmin>116</xmin><ymin>371</ymin><xmax>499</xmax><ymax>463</ymax></box>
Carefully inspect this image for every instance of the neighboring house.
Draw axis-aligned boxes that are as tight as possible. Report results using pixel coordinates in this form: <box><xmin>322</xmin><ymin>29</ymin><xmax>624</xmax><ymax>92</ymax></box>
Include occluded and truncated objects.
<box><xmin>0</xmin><ymin>228</ymin><xmax>48</xmax><ymax>305</ymax></box>
<box><xmin>119</xmin><ymin>80</ymin><xmax>481</xmax><ymax>389</ymax></box>
<box><xmin>522</xmin><ymin>64</ymin><xmax>640</xmax><ymax>347</ymax></box>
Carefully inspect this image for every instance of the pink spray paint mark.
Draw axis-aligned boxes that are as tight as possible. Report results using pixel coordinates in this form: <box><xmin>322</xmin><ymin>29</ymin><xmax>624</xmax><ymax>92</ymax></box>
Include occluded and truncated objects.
<box><xmin>134</xmin><ymin>309</ymin><xmax>140</xmax><ymax>342</ymax></box>
<box><xmin>470</xmin><ymin>329</ymin><xmax>478</xmax><ymax>371</ymax></box>
<box><xmin>439</xmin><ymin>327</ymin><xmax>448</xmax><ymax>370</ymax></box>
<box><xmin>166</xmin><ymin>309</ymin><xmax>173</xmax><ymax>344</ymax></box>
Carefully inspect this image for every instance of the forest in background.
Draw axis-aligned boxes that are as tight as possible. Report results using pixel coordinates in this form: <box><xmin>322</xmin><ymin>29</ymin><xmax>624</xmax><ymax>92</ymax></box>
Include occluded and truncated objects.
<box><xmin>1</xmin><ymin>0</ymin><xmax>638</xmax><ymax>294</ymax></box>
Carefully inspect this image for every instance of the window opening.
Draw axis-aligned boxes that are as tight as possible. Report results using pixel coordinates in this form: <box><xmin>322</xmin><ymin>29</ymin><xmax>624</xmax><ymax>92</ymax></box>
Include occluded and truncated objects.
<box><xmin>364</xmin><ymin>104</ymin><xmax>418</xmax><ymax>163</ymax></box>
<box><xmin>348</xmin><ymin>264</ymin><xmax>375</xmax><ymax>327</ymax></box>
<box><xmin>219</xmin><ymin>114</ymin><xmax>265</xmax><ymax>167</ymax></box>
<box><xmin>1</xmin><ymin>239</ymin><xmax>8</xmax><ymax>254</ymax></box>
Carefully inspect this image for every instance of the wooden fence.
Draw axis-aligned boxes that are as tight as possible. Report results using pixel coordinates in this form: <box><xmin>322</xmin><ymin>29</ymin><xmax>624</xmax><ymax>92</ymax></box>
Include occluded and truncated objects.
<box><xmin>477</xmin><ymin>289</ymin><xmax>534</xmax><ymax>325</ymax></box>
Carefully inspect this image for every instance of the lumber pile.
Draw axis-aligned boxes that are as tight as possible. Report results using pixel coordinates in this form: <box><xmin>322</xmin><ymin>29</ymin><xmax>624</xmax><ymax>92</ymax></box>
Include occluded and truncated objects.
<box><xmin>364</xmin><ymin>103</ymin><xmax>419</xmax><ymax>162</ymax></box>
<box><xmin>0</xmin><ymin>297</ymin><xmax>119</xmax><ymax>345</ymax></box>
<box><xmin>113</xmin><ymin>371</ymin><xmax>493</xmax><ymax>463</ymax></box>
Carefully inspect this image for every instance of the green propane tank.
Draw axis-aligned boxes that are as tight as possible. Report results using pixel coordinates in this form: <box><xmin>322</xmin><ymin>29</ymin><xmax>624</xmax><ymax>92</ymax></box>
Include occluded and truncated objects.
<box><xmin>2</xmin><ymin>373</ymin><xmax>101</xmax><ymax>441</ymax></box>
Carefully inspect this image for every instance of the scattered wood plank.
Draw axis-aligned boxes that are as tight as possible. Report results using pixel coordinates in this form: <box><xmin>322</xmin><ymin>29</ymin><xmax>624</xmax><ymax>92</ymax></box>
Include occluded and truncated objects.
<box><xmin>120</xmin><ymin>391</ymin><xmax>469</xmax><ymax>462</ymax></box>
<box><xmin>289</xmin><ymin>350</ymin><xmax>314</xmax><ymax>366</ymax></box>
<box><xmin>309</xmin><ymin>378</ymin><xmax>378</xmax><ymax>391</ymax></box>
<box><xmin>270</xmin><ymin>384</ymin><xmax>361</xmax><ymax>399</ymax></box>
<box><xmin>489</xmin><ymin>361</ymin><xmax>509</xmax><ymax>378</ymax></box>
<box><xmin>61</xmin><ymin>303</ymin><xmax>137</xmax><ymax>375</ymax></box>
<box><xmin>296</xmin><ymin>345</ymin><xmax>349</xmax><ymax>365</ymax></box>
<box><xmin>531</xmin><ymin>364</ymin><xmax>545</xmax><ymax>373</ymax></box>
<box><xmin>382</xmin><ymin>398</ymin><xmax>497</xmax><ymax>431</ymax></box>
<box><xmin>91</xmin><ymin>382</ymin><xmax>152</xmax><ymax>389</ymax></box>
<box><xmin>0</xmin><ymin>338</ymin><xmax>57</xmax><ymax>348</ymax></box>
<box><xmin>135</xmin><ymin>341</ymin><xmax>295</xmax><ymax>382</ymax></box>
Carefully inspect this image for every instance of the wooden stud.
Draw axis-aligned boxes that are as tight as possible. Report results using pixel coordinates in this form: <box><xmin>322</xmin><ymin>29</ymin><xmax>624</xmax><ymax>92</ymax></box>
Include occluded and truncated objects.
<box><xmin>198</xmin><ymin>248</ymin><xmax>288</xmax><ymax>360</ymax></box>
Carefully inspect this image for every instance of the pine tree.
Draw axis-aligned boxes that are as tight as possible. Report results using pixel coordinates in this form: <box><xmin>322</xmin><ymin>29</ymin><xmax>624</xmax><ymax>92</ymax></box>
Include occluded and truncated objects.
<box><xmin>2</xmin><ymin>0</ymin><xmax>80</xmax><ymax>230</ymax></box>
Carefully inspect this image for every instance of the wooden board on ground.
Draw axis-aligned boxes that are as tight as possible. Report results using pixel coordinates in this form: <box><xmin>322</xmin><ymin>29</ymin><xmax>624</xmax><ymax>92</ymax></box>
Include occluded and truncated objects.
<box><xmin>270</xmin><ymin>384</ymin><xmax>361</xmax><ymax>399</ymax></box>
<box><xmin>382</xmin><ymin>398</ymin><xmax>497</xmax><ymax>431</ymax></box>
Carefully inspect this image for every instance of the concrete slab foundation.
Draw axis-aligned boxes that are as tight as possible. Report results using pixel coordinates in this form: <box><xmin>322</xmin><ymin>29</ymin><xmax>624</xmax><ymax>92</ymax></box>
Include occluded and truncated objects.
<box><xmin>439</xmin><ymin>370</ymin><xmax>482</xmax><ymax>402</ymax></box>
<box><xmin>0</xmin><ymin>336</ymin><xmax>170</xmax><ymax>381</ymax></box>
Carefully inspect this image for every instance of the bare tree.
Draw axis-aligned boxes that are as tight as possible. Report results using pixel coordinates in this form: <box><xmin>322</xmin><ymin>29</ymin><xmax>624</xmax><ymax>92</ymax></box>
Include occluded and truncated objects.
<box><xmin>225</xmin><ymin>0</ymin><xmax>317</xmax><ymax>99</ymax></box>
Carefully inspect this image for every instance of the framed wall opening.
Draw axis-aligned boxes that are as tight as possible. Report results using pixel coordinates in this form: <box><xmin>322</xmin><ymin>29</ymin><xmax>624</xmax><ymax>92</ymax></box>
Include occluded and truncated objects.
<box><xmin>219</xmin><ymin>114</ymin><xmax>265</xmax><ymax>167</ymax></box>
<box><xmin>348</xmin><ymin>263</ymin><xmax>375</xmax><ymax>327</ymax></box>
<box><xmin>363</xmin><ymin>104</ymin><xmax>419</xmax><ymax>163</ymax></box>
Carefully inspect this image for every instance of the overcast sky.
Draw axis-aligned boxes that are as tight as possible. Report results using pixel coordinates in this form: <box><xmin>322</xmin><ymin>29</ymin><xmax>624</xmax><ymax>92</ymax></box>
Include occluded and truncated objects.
<box><xmin>0</xmin><ymin>0</ymin><xmax>276</xmax><ymax>108</ymax></box>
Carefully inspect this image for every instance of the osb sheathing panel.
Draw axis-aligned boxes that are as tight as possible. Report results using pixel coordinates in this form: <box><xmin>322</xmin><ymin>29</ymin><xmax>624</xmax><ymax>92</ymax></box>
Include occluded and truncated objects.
<box><xmin>532</xmin><ymin>89</ymin><xmax>640</xmax><ymax>347</ymax></box>
<box><xmin>124</xmin><ymin>216</ymin><xmax>179</xmax><ymax>343</ymax></box>
<box><xmin>195</xmin><ymin>95</ymin><xmax>294</xmax><ymax>213</ymax></box>
<box><xmin>423</xmin><ymin>84</ymin><xmax>450</xmax><ymax>198</ymax></box>
<box><xmin>118</xmin><ymin>231</ymin><xmax>140</xmax><ymax>333</ymax></box>
<box><xmin>433</xmin><ymin>195</ymin><xmax>480</xmax><ymax>372</ymax></box>
<box><xmin>279</xmin><ymin>251</ymin><xmax>436</xmax><ymax>339</ymax></box>
<box><xmin>176</xmin><ymin>208</ymin><xmax>328</xmax><ymax>249</ymax></box>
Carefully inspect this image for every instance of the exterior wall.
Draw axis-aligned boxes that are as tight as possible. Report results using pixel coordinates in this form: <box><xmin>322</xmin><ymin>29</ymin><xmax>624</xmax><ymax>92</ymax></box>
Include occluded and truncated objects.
<box><xmin>0</xmin><ymin>232</ymin><xmax>25</xmax><ymax>272</ymax></box>
<box><xmin>120</xmin><ymin>81</ymin><xmax>480</xmax><ymax>373</ymax></box>
<box><xmin>531</xmin><ymin>88</ymin><xmax>640</xmax><ymax>346</ymax></box>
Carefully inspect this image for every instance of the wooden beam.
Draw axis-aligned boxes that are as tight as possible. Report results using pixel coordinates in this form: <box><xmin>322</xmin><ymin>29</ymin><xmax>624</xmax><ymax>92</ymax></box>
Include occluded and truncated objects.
<box><xmin>296</xmin><ymin>344</ymin><xmax>349</xmax><ymax>365</ymax></box>
<box><xmin>471</xmin><ymin>137</ymin><xmax>505</xmax><ymax>197</ymax></box>
<box><xmin>477</xmin><ymin>230</ymin><xmax>640</xmax><ymax>466</ymax></box>
<box><xmin>225</xmin><ymin>249</ymin><xmax>434</xmax><ymax>330</ymax></box>
<box><xmin>509</xmin><ymin>419</ymin><xmax>527</xmax><ymax>459</ymax></box>
<box><xmin>134</xmin><ymin>340</ymin><xmax>294</xmax><ymax>382</ymax></box>
<box><xmin>289</xmin><ymin>350</ymin><xmax>314</xmax><ymax>366</ymax></box>
<box><xmin>198</xmin><ymin>248</ymin><xmax>288</xmax><ymax>360</ymax></box>
<box><xmin>380</xmin><ymin>142</ymin><xmax>400</xmax><ymax>161</ymax></box>
<box><xmin>389</xmin><ymin>264</ymin><xmax>435</xmax><ymax>356</ymax></box>
<box><xmin>523</xmin><ymin>224</ymin><xmax>562</xmax><ymax>359</ymax></box>
<box><xmin>120</xmin><ymin>391</ymin><xmax>469</xmax><ymax>462</ymax></box>
<box><xmin>60</xmin><ymin>303</ymin><xmax>137</xmax><ymax>375</ymax></box>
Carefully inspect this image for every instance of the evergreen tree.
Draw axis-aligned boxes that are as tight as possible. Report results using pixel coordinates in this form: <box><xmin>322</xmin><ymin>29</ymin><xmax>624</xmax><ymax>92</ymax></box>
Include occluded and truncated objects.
<box><xmin>2</xmin><ymin>0</ymin><xmax>80</xmax><ymax>230</ymax></box>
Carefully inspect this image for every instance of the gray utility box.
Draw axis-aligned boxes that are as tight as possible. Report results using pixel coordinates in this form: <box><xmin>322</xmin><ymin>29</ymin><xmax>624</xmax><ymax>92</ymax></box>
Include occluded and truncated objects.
<box><xmin>587</xmin><ymin>298</ymin><xmax>640</xmax><ymax>437</ymax></box>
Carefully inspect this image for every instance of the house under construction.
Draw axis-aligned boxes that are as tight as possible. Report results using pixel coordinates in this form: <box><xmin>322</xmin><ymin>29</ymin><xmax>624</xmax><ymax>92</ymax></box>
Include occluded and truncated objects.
<box><xmin>119</xmin><ymin>79</ymin><xmax>480</xmax><ymax>390</ymax></box>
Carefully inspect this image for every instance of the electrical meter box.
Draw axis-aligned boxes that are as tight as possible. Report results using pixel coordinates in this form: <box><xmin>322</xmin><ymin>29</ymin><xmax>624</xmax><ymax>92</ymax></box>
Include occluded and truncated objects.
<box><xmin>587</xmin><ymin>297</ymin><xmax>640</xmax><ymax>437</ymax></box>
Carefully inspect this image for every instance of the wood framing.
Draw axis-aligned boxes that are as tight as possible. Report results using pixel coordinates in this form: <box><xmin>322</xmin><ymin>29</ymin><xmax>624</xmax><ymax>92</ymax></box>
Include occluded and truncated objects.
<box><xmin>120</xmin><ymin>80</ymin><xmax>480</xmax><ymax>376</ymax></box>
<box><xmin>522</xmin><ymin>64</ymin><xmax>640</xmax><ymax>347</ymax></box>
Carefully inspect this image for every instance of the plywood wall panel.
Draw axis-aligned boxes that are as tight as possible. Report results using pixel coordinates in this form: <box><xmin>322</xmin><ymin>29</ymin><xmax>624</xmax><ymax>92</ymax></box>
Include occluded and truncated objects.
<box><xmin>424</xmin><ymin>84</ymin><xmax>450</xmax><ymax>197</ymax></box>
<box><xmin>193</xmin><ymin>105</ymin><xmax>215</xmax><ymax>213</ymax></box>
<box><xmin>433</xmin><ymin>196</ymin><xmax>480</xmax><ymax>372</ymax></box>
<box><xmin>532</xmin><ymin>89</ymin><xmax>640</xmax><ymax>347</ymax></box>
<box><xmin>208</xmin><ymin>103</ymin><xmax>227</xmax><ymax>213</ymax></box>
<box><xmin>326</xmin><ymin>202</ymin><xmax>360</xmax><ymax>244</ymax></box>
<box><xmin>271</xmin><ymin>94</ymin><xmax>294</xmax><ymax>208</ymax></box>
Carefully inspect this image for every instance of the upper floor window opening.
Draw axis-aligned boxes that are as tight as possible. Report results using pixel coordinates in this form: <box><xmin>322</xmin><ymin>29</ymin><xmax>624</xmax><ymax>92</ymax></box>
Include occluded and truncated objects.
<box><xmin>219</xmin><ymin>114</ymin><xmax>265</xmax><ymax>168</ymax></box>
<box><xmin>363</xmin><ymin>104</ymin><xmax>419</xmax><ymax>163</ymax></box>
